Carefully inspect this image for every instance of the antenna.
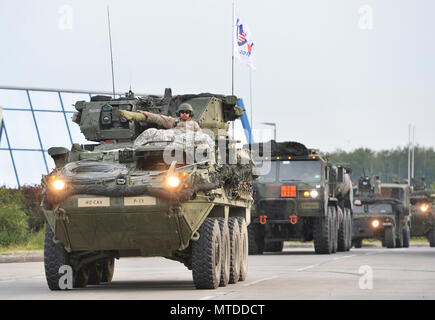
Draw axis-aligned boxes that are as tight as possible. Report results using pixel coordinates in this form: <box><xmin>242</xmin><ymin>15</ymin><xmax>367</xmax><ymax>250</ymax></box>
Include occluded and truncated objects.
<box><xmin>107</xmin><ymin>6</ymin><xmax>116</xmax><ymax>98</ymax></box>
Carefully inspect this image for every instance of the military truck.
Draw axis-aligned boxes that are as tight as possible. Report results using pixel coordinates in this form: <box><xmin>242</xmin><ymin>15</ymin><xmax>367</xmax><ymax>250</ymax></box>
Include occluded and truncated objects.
<box><xmin>41</xmin><ymin>89</ymin><xmax>255</xmax><ymax>290</ymax></box>
<box><xmin>247</xmin><ymin>141</ymin><xmax>353</xmax><ymax>254</ymax></box>
<box><xmin>352</xmin><ymin>176</ymin><xmax>411</xmax><ymax>248</ymax></box>
<box><xmin>410</xmin><ymin>177</ymin><xmax>435</xmax><ymax>246</ymax></box>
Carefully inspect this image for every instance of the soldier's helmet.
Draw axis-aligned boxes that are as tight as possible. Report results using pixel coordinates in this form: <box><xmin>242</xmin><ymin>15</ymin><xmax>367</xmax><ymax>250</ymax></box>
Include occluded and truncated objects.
<box><xmin>176</xmin><ymin>103</ymin><xmax>194</xmax><ymax>117</ymax></box>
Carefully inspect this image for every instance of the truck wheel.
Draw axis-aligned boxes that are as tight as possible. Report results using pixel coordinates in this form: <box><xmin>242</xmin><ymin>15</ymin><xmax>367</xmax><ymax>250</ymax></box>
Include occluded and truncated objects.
<box><xmin>44</xmin><ymin>226</ymin><xmax>70</xmax><ymax>290</ymax></box>
<box><xmin>88</xmin><ymin>262</ymin><xmax>103</xmax><ymax>285</ymax></box>
<box><xmin>101</xmin><ymin>258</ymin><xmax>115</xmax><ymax>283</ymax></box>
<box><xmin>228</xmin><ymin>217</ymin><xmax>241</xmax><ymax>284</ymax></box>
<box><xmin>337</xmin><ymin>207</ymin><xmax>347</xmax><ymax>252</ymax></box>
<box><xmin>395</xmin><ymin>226</ymin><xmax>404</xmax><ymax>248</ymax></box>
<box><xmin>264</xmin><ymin>241</ymin><xmax>284</xmax><ymax>252</ymax></box>
<box><xmin>217</xmin><ymin>218</ymin><xmax>230</xmax><ymax>287</ymax></box>
<box><xmin>313</xmin><ymin>207</ymin><xmax>334</xmax><ymax>254</ymax></box>
<box><xmin>248</xmin><ymin>224</ymin><xmax>264</xmax><ymax>255</ymax></box>
<box><xmin>236</xmin><ymin>217</ymin><xmax>248</xmax><ymax>281</ymax></box>
<box><xmin>346</xmin><ymin>209</ymin><xmax>353</xmax><ymax>251</ymax></box>
<box><xmin>402</xmin><ymin>224</ymin><xmax>411</xmax><ymax>248</ymax></box>
<box><xmin>331</xmin><ymin>207</ymin><xmax>338</xmax><ymax>253</ymax></box>
<box><xmin>192</xmin><ymin>218</ymin><xmax>222</xmax><ymax>289</ymax></box>
<box><xmin>385</xmin><ymin>226</ymin><xmax>396</xmax><ymax>248</ymax></box>
<box><xmin>353</xmin><ymin>239</ymin><xmax>362</xmax><ymax>248</ymax></box>
<box><xmin>427</xmin><ymin>228</ymin><xmax>435</xmax><ymax>247</ymax></box>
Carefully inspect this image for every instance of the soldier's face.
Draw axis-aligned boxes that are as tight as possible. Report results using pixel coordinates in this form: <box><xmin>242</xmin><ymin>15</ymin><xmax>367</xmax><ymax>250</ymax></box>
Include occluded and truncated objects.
<box><xmin>179</xmin><ymin>111</ymin><xmax>191</xmax><ymax>121</ymax></box>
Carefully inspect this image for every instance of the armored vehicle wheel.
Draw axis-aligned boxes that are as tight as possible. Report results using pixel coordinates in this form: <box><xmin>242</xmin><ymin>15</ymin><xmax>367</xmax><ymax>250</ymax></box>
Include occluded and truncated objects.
<box><xmin>192</xmin><ymin>218</ymin><xmax>222</xmax><ymax>289</ymax></box>
<box><xmin>228</xmin><ymin>217</ymin><xmax>241</xmax><ymax>284</ymax></box>
<box><xmin>264</xmin><ymin>241</ymin><xmax>284</xmax><ymax>252</ymax></box>
<box><xmin>88</xmin><ymin>262</ymin><xmax>103</xmax><ymax>285</ymax></box>
<box><xmin>73</xmin><ymin>268</ymin><xmax>89</xmax><ymax>288</ymax></box>
<box><xmin>236</xmin><ymin>217</ymin><xmax>248</xmax><ymax>281</ymax></box>
<box><xmin>337</xmin><ymin>207</ymin><xmax>347</xmax><ymax>252</ymax></box>
<box><xmin>353</xmin><ymin>239</ymin><xmax>363</xmax><ymax>248</ymax></box>
<box><xmin>248</xmin><ymin>224</ymin><xmax>264</xmax><ymax>255</ymax></box>
<box><xmin>385</xmin><ymin>226</ymin><xmax>396</xmax><ymax>248</ymax></box>
<box><xmin>217</xmin><ymin>218</ymin><xmax>230</xmax><ymax>287</ymax></box>
<box><xmin>101</xmin><ymin>258</ymin><xmax>115</xmax><ymax>283</ymax></box>
<box><xmin>44</xmin><ymin>226</ymin><xmax>70</xmax><ymax>290</ymax></box>
<box><xmin>427</xmin><ymin>228</ymin><xmax>435</xmax><ymax>247</ymax></box>
<box><xmin>402</xmin><ymin>224</ymin><xmax>411</xmax><ymax>248</ymax></box>
<box><xmin>313</xmin><ymin>207</ymin><xmax>334</xmax><ymax>254</ymax></box>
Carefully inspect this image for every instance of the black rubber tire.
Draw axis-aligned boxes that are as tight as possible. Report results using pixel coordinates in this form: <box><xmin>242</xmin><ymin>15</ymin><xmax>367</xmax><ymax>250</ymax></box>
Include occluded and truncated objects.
<box><xmin>396</xmin><ymin>226</ymin><xmax>404</xmax><ymax>248</ymax></box>
<box><xmin>90</xmin><ymin>95</ymin><xmax>112</xmax><ymax>102</ymax></box>
<box><xmin>353</xmin><ymin>239</ymin><xmax>363</xmax><ymax>248</ymax></box>
<box><xmin>88</xmin><ymin>262</ymin><xmax>103</xmax><ymax>285</ymax></box>
<box><xmin>402</xmin><ymin>224</ymin><xmax>411</xmax><ymax>248</ymax></box>
<box><xmin>248</xmin><ymin>224</ymin><xmax>264</xmax><ymax>255</ymax></box>
<box><xmin>264</xmin><ymin>241</ymin><xmax>284</xmax><ymax>252</ymax></box>
<box><xmin>346</xmin><ymin>209</ymin><xmax>352</xmax><ymax>251</ymax></box>
<box><xmin>337</xmin><ymin>207</ymin><xmax>347</xmax><ymax>252</ymax></box>
<box><xmin>192</xmin><ymin>218</ymin><xmax>222</xmax><ymax>289</ymax></box>
<box><xmin>101</xmin><ymin>258</ymin><xmax>115</xmax><ymax>283</ymax></box>
<box><xmin>217</xmin><ymin>218</ymin><xmax>230</xmax><ymax>287</ymax></box>
<box><xmin>313</xmin><ymin>207</ymin><xmax>334</xmax><ymax>254</ymax></box>
<box><xmin>385</xmin><ymin>226</ymin><xmax>396</xmax><ymax>248</ymax></box>
<box><xmin>236</xmin><ymin>217</ymin><xmax>248</xmax><ymax>281</ymax></box>
<box><xmin>44</xmin><ymin>226</ymin><xmax>70</xmax><ymax>290</ymax></box>
<box><xmin>228</xmin><ymin>217</ymin><xmax>241</xmax><ymax>284</ymax></box>
<box><xmin>427</xmin><ymin>228</ymin><xmax>435</xmax><ymax>247</ymax></box>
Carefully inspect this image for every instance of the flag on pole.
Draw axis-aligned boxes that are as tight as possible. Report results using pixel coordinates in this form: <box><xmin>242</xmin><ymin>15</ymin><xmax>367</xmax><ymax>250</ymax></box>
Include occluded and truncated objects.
<box><xmin>233</xmin><ymin>8</ymin><xmax>256</xmax><ymax>70</ymax></box>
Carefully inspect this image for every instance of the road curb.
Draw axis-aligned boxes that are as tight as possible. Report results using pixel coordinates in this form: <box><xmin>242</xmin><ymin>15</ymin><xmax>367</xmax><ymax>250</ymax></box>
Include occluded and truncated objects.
<box><xmin>0</xmin><ymin>252</ymin><xmax>43</xmax><ymax>264</ymax></box>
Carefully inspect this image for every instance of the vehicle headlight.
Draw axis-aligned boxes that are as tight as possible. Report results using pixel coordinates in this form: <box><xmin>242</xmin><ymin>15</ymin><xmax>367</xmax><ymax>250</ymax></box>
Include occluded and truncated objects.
<box><xmin>165</xmin><ymin>176</ymin><xmax>180</xmax><ymax>188</ymax></box>
<box><xmin>310</xmin><ymin>190</ymin><xmax>319</xmax><ymax>199</ymax></box>
<box><xmin>371</xmin><ymin>219</ymin><xmax>380</xmax><ymax>228</ymax></box>
<box><xmin>420</xmin><ymin>204</ymin><xmax>429</xmax><ymax>213</ymax></box>
<box><xmin>49</xmin><ymin>176</ymin><xmax>66</xmax><ymax>191</ymax></box>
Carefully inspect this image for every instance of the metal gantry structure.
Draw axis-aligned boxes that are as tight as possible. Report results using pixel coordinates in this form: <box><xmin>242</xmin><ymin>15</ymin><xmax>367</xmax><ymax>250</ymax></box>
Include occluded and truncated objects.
<box><xmin>0</xmin><ymin>86</ymin><xmax>253</xmax><ymax>188</ymax></box>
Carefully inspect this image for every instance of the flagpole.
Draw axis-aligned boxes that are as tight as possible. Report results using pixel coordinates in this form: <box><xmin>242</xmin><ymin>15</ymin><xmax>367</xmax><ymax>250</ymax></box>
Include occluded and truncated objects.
<box><xmin>231</xmin><ymin>1</ymin><xmax>235</xmax><ymax>138</ymax></box>
<box><xmin>249</xmin><ymin>68</ymin><xmax>253</xmax><ymax>143</ymax></box>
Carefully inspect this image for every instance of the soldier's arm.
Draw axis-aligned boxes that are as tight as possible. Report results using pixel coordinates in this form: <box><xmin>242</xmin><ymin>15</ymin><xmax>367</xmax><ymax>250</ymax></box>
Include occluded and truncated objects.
<box><xmin>139</xmin><ymin>111</ymin><xmax>176</xmax><ymax>129</ymax></box>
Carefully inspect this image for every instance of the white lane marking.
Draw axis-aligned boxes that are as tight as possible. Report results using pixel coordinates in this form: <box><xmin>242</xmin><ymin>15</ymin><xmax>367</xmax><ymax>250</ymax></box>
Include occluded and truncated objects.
<box><xmin>242</xmin><ymin>276</ymin><xmax>279</xmax><ymax>287</ymax></box>
<box><xmin>333</xmin><ymin>255</ymin><xmax>356</xmax><ymax>260</ymax></box>
<box><xmin>296</xmin><ymin>264</ymin><xmax>319</xmax><ymax>272</ymax></box>
<box><xmin>199</xmin><ymin>291</ymin><xmax>235</xmax><ymax>300</ymax></box>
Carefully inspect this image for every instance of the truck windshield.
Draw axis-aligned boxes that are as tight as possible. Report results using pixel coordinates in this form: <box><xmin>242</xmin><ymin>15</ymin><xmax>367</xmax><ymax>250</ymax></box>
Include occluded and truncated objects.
<box><xmin>353</xmin><ymin>203</ymin><xmax>393</xmax><ymax>214</ymax></box>
<box><xmin>255</xmin><ymin>161</ymin><xmax>277</xmax><ymax>183</ymax></box>
<box><xmin>279</xmin><ymin>161</ymin><xmax>322</xmax><ymax>183</ymax></box>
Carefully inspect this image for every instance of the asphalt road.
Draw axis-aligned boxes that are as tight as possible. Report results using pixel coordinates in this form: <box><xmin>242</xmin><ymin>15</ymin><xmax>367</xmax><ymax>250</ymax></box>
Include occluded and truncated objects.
<box><xmin>0</xmin><ymin>245</ymin><xmax>434</xmax><ymax>300</ymax></box>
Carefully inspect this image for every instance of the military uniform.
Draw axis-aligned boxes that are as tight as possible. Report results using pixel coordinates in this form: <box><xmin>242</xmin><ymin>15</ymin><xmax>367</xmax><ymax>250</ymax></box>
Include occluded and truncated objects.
<box><xmin>138</xmin><ymin>111</ymin><xmax>200</xmax><ymax>131</ymax></box>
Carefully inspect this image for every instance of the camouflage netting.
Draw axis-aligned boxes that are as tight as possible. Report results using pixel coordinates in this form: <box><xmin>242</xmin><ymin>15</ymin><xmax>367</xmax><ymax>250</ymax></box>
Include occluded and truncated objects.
<box><xmin>134</xmin><ymin>128</ymin><xmax>215</xmax><ymax>153</ymax></box>
<box><xmin>248</xmin><ymin>140</ymin><xmax>309</xmax><ymax>157</ymax></box>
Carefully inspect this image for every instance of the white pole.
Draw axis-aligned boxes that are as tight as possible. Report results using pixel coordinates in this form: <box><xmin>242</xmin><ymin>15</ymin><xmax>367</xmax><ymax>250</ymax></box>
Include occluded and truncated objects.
<box><xmin>231</xmin><ymin>1</ymin><xmax>235</xmax><ymax>138</ymax></box>
<box><xmin>412</xmin><ymin>125</ymin><xmax>415</xmax><ymax>181</ymax></box>
<box><xmin>408</xmin><ymin>124</ymin><xmax>411</xmax><ymax>186</ymax></box>
<box><xmin>249</xmin><ymin>68</ymin><xmax>253</xmax><ymax>141</ymax></box>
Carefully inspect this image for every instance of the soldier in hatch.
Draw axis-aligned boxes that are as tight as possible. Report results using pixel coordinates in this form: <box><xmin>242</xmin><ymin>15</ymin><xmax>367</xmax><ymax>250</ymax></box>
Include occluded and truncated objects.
<box><xmin>119</xmin><ymin>103</ymin><xmax>201</xmax><ymax>131</ymax></box>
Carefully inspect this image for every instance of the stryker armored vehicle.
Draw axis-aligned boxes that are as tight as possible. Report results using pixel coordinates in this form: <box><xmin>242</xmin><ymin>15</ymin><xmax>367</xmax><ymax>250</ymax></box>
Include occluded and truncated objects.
<box><xmin>41</xmin><ymin>89</ymin><xmax>255</xmax><ymax>290</ymax></box>
<box><xmin>410</xmin><ymin>177</ymin><xmax>435</xmax><ymax>246</ymax></box>
<box><xmin>247</xmin><ymin>141</ymin><xmax>353</xmax><ymax>254</ymax></box>
<box><xmin>352</xmin><ymin>176</ymin><xmax>411</xmax><ymax>248</ymax></box>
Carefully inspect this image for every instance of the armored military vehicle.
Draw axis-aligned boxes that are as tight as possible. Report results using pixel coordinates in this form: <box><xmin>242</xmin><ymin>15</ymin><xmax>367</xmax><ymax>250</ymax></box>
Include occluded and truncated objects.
<box><xmin>410</xmin><ymin>177</ymin><xmax>435</xmax><ymax>246</ymax></box>
<box><xmin>41</xmin><ymin>89</ymin><xmax>255</xmax><ymax>290</ymax></box>
<box><xmin>247</xmin><ymin>141</ymin><xmax>353</xmax><ymax>254</ymax></box>
<box><xmin>352</xmin><ymin>176</ymin><xmax>411</xmax><ymax>248</ymax></box>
